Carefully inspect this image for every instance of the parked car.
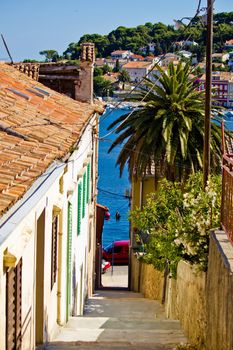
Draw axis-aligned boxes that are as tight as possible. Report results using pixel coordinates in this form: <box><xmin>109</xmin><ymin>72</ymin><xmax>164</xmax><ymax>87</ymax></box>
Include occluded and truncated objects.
<box><xmin>102</xmin><ymin>240</ymin><xmax>129</xmax><ymax>265</ymax></box>
<box><xmin>102</xmin><ymin>259</ymin><xmax>111</xmax><ymax>274</ymax></box>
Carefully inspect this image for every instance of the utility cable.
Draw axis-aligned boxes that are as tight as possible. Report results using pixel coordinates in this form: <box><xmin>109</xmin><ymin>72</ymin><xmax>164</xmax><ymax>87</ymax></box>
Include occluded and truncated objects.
<box><xmin>98</xmin><ymin>0</ymin><xmax>207</xmax><ymax>125</ymax></box>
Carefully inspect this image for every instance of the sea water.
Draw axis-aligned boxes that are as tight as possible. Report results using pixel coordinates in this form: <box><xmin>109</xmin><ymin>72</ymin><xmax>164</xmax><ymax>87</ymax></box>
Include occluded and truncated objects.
<box><xmin>98</xmin><ymin>108</ymin><xmax>130</xmax><ymax>248</ymax></box>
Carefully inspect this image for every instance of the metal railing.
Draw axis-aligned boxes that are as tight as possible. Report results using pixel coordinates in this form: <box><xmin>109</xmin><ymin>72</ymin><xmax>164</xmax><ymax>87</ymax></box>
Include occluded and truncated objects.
<box><xmin>221</xmin><ymin>154</ymin><xmax>233</xmax><ymax>244</ymax></box>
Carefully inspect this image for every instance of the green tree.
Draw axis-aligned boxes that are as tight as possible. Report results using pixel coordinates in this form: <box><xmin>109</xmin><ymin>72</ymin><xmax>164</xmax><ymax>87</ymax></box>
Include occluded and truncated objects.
<box><xmin>39</xmin><ymin>50</ymin><xmax>59</xmax><ymax>62</ymax></box>
<box><xmin>108</xmin><ymin>62</ymin><xmax>221</xmax><ymax>181</ymax></box>
<box><xmin>130</xmin><ymin>173</ymin><xmax>221</xmax><ymax>274</ymax></box>
<box><xmin>94</xmin><ymin>67</ymin><xmax>104</xmax><ymax>77</ymax></box>
<box><xmin>94</xmin><ymin>76</ymin><xmax>114</xmax><ymax>97</ymax></box>
<box><xmin>102</xmin><ymin>64</ymin><xmax>112</xmax><ymax>74</ymax></box>
<box><xmin>63</xmin><ymin>42</ymin><xmax>80</xmax><ymax>60</ymax></box>
<box><xmin>114</xmin><ymin>59</ymin><xmax>120</xmax><ymax>72</ymax></box>
<box><xmin>118</xmin><ymin>69</ymin><xmax>130</xmax><ymax>89</ymax></box>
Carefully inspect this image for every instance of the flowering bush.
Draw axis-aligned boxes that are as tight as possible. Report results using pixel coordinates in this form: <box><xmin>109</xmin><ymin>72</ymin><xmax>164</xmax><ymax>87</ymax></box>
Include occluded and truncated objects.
<box><xmin>130</xmin><ymin>173</ymin><xmax>221</xmax><ymax>275</ymax></box>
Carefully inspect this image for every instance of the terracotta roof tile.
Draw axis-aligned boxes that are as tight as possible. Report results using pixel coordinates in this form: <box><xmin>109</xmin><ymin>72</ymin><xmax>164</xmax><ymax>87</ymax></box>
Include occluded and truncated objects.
<box><xmin>0</xmin><ymin>63</ymin><xmax>104</xmax><ymax>217</ymax></box>
<box><xmin>122</xmin><ymin>61</ymin><xmax>152</xmax><ymax>69</ymax></box>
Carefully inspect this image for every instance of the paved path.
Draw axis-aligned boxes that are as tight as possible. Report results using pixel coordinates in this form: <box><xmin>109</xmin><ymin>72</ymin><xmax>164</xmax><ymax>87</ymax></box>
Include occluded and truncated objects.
<box><xmin>47</xmin><ymin>290</ymin><xmax>188</xmax><ymax>350</ymax></box>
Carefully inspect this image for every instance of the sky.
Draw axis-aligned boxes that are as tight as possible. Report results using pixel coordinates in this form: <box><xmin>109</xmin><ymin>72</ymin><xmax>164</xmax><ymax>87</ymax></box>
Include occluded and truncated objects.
<box><xmin>0</xmin><ymin>0</ymin><xmax>232</xmax><ymax>62</ymax></box>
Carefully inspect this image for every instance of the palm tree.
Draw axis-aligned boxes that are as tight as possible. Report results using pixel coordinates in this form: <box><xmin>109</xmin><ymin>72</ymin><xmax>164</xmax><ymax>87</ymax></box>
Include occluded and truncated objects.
<box><xmin>108</xmin><ymin>62</ymin><xmax>221</xmax><ymax>181</ymax></box>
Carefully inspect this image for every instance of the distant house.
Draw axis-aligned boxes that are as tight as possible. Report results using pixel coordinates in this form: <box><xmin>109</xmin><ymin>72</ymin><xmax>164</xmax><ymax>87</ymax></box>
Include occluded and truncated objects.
<box><xmin>95</xmin><ymin>58</ymin><xmax>105</xmax><ymax>68</ymax></box>
<box><xmin>199</xmin><ymin>71</ymin><xmax>233</xmax><ymax>107</ymax></box>
<box><xmin>178</xmin><ymin>50</ymin><xmax>192</xmax><ymax>59</ymax></box>
<box><xmin>0</xmin><ymin>46</ymin><xmax>104</xmax><ymax>349</ymax></box>
<box><xmin>173</xmin><ymin>40</ymin><xmax>198</xmax><ymax>49</ymax></box>
<box><xmin>122</xmin><ymin>61</ymin><xmax>153</xmax><ymax>82</ymax></box>
<box><xmin>160</xmin><ymin>53</ymin><xmax>180</xmax><ymax>67</ymax></box>
<box><xmin>111</xmin><ymin>50</ymin><xmax>132</xmax><ymax>60</ymax></box>
<box><xmin>130</xmin><ymin>54</ymin><xmax>144</xmax><ymax>62</ymax></box>
<box><xmin>224</xmin><ymin>39</ymin><xmax>233</xmax><ymax>50</ymax></box>
<box><xmin>228</xmin><ymin>52</ymin><xmax>233</xmax><ymax>71</ymax></box>
<box><xmin>144</xmin><ymin>56</ymin><xmax>160</xmax><ymax>65</ymax></box>
<box><xmin>212</xmin><ymin>52</ymin><xmax>229</xmax><ymax>63</ymax></box>
<box><xmin>140</xmin><ymin>43</ymin><xmax>156</xmax><ymax>54</ymax></box>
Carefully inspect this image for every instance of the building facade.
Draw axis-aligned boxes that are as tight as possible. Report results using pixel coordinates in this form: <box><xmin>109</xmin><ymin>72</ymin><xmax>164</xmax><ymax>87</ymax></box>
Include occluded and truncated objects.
<box><xmin>122</xmin><ymin>61</ymin><xmax>153</xmax><ymax>82</ymax></box>
<box><xmin>0</xmin><ymin>60</ymin><xmax>103</xmax><ymax>349</ymax></box>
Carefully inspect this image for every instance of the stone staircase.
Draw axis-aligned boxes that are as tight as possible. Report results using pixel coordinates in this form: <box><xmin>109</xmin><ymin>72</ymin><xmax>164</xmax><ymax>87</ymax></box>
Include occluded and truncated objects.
<box><xmin>47</xmin><ymin>290</ymin><xmax>188</xmax><ymax>350</ymax></box>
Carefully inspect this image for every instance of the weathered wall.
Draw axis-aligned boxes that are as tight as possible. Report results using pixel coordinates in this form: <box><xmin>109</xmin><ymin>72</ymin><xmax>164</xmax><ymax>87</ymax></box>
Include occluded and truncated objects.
<box><xmin>206</xmin><ymin>230</ymin><xmax>233</xmax><ymax>350</ymax></box>
<box><xmin>130</xmin><ymin>253</ymin><xmax>164</xmax><ymax>301</ymax></box>
<box><xmin>170</xmin><ymin>261</ymin><xmax>206</xmax><ymax>349</ymax></box>
<box><xmin>131</xmin><ymin>230</ymin><xmax>233</xmax><ymax>350</ymax></box>
<box><xmin>131</xmin><ymin>255</ymin><xmax>206</xmax><ymax>349</ymax></box>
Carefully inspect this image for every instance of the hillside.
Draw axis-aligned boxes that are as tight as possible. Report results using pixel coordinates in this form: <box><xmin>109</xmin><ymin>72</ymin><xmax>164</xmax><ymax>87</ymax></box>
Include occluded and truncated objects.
<box><xmin>62</xmin><ymin>12</ymin><xmax>233</xmax><ymax>60</ymax></box>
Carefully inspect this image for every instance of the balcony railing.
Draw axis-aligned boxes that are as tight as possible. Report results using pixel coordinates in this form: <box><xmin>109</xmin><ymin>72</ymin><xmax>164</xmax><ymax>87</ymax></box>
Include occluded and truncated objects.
<box><xmin>221</xmin><ymin>154</ymin><xmax>233</xmax><ymax>244</ymax></box>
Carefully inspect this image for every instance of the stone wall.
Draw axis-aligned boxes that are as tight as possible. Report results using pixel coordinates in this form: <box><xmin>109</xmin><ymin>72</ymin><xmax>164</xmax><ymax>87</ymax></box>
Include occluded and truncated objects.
<box><xmin>130</xmin><ymin>253</ymin><xmax>164</xmax><ymax>301</ymax></box>
<box><xmin>131</xmin><ymin>232</ymin><xmax>233</xmax><ymax>350</ymax></box>
<box><xmin>131</xmin><ymin>255</ymin><xmax>206</xmax><ymax>348</ymax></box>
<box><xmin>169</xmin><ymin>261</ymin><xmax>206</xmax><ymax>349</ymax></box>
<box><xmin>206</xmin><ymin>230</ymin><xmax>233</xmax><ymax>350</ymax></box>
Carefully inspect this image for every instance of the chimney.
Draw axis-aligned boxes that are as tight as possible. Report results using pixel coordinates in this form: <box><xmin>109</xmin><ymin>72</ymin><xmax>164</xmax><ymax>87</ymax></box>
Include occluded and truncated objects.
<box><xmin>74</xmin><ymin>43</ymin><xmax>95</xmax><ymax>104</ymax></box>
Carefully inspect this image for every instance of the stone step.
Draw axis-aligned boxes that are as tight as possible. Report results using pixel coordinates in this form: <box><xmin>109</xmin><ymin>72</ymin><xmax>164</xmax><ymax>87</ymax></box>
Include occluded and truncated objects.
<box><xmin>53</xmin><ymin>327</ymin><xmax>187</xmax><ymax>344</ymax></box>
<box><xmin>65</xmin><ymin>316</ymin><xmax>182</xmax><ymax>331</ymax></box>
<box><xmin>46</xmin><ymin>341</ymin><xmax>182</xmax><ymax>350</ymax></box>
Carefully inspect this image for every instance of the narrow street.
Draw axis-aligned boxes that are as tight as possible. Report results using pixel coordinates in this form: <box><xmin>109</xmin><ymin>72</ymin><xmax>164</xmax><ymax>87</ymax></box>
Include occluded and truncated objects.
<box><xmin>46</xmin><ymin>268</ymin><xmax>187</xmax><ymax>350</ymax></box>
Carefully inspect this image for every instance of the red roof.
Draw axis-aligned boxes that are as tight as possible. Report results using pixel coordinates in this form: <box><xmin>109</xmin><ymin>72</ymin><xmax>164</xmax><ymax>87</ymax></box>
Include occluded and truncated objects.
<box><xmin>0</xmin><ymin>63</ymin><xmax>104</xmax><ymax>216</ymax></box>
<box><xmin>225</xmin><ymin>39</ymin><xmax>233</xmax><ymax>45</ymax></box>
<box><xmin>123</xmin><ymin>61</ymin><xmax>152</xmax><ymax>69</ymax></box>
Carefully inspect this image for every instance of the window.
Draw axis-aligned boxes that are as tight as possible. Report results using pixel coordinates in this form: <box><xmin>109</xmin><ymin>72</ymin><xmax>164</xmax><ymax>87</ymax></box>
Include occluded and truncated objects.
<box><xmin>51</xmin><ymin>215</ymin><xmax>58</xmax><ymax>289</ymax></box>
<box><xmin>77</xmin><ymin>182</ymin><xmax>82</xmax><ymax>235</ymax></box>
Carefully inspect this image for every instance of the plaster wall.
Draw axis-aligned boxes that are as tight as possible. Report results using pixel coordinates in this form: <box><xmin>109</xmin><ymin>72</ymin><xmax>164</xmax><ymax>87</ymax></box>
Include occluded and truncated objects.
<box><xmin>0</xmin><ymin>114</ymin><xmax>98</xmax><ymax>349</ymax></box>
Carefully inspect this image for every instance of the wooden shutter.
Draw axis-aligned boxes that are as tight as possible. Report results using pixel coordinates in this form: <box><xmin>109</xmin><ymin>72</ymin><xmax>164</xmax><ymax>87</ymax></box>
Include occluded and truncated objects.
<box><xmin>87</xmin><ymin>163</ymin><xmax>91</xmax><ymax>204</ymax></box>
<box><xmin>66</xmin><ymin>202</ymin><xmax>72</xmax><ymax>320</ymax></box>
<box><xmin>51</xmin><ymin>215</ymin><xmax>58</xmax><ymax>289</ymax></box>
<box><xmin>77</xmin><ymin>182</ymin><xmax>82</xmax><ymax>235</ymax></box>
<box><xmin>82</xmin><ymin>172</ymin><xmax>86</xmax><ymax>218</ymax></box>
<box><xmin>6</xmin><ymin>259</ymin><xmax>22</xmax><ymax>350</ymax></box>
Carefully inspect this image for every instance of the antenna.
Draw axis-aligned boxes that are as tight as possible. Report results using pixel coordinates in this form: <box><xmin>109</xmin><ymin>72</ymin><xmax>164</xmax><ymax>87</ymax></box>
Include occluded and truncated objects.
<box><xmin>1</xmin><ymin>34</ymin><xmax>13</xmax><ymax>64</ymax></box>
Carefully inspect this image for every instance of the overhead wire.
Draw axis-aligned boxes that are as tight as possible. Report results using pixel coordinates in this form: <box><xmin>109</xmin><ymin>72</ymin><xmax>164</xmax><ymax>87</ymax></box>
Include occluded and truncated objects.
<box><xmin>98</xmin><ymin>0</ymin><xmax>206</xmax><ymax>126</ymax></box>
<box><xmin>98</xmin><ymin>1</ymin><xmax>208</xmax><ymax>140</ymax></box>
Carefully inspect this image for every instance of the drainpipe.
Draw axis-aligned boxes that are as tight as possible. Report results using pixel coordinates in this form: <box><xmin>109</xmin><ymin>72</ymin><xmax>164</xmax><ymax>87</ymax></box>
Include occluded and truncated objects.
<box><xmin>56</xmin><ymin>208</ymin><xmax>63</xmax><ymax>325</ymax></box>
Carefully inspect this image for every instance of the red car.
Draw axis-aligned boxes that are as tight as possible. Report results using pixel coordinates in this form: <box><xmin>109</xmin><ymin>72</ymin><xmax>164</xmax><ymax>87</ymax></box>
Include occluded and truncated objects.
<box><xmin>102</xmin><ymin>240</ymin><xmax>129</xmax><ymax>265</ymax></box>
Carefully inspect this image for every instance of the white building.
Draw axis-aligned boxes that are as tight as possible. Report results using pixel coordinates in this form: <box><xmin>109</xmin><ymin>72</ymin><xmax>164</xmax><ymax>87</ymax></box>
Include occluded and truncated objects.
<box><xmin>0</xmin><ymin>61</ymin><xmax>103</xmax><ymax>349</ymax></box>
<box><xmin>111</xmin><ymin>50</ymin><xmax>132</xmax><ymax>60</ymax></box>
<box><xmin>122</xmin><ymin>61</ymin><xmax>153</xmax><ymax>82</ymax></box>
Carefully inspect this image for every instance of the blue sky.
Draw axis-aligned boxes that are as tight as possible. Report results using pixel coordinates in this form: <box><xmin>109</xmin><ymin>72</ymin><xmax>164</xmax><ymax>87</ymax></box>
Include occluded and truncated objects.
<box><xmin>0</xmin><ymin>0</ymin><xmax>231</xmax><ymax>61</ymax></box>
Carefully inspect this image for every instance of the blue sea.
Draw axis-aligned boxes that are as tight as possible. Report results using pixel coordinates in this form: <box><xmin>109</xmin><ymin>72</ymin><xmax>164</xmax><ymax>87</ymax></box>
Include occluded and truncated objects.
<box><xmin>98</xmin><ymin>108</ymin><xmax>130</xmax><ymax>248</ymax></box>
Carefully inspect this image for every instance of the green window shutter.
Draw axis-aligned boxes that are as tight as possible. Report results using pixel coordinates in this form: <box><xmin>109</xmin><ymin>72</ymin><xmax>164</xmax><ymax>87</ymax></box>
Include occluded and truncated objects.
<box><xmin>82</xmin><ymin>172</ymin><xmax>86</xmax><ymax>218</ymax></box>
<box><xmin>77</xmin><ymin>182</ymin><xmax>82</xmax><ymax>235</ymax></box>
<box><xmin>66</xmin><ymin>202</ymin><xmax>72</xmax><ymax>321</ymax></box>
<box><xmin>87</xmin><ymin>163</ymin><xmax>91</xmax><ymax>204</ymax></box>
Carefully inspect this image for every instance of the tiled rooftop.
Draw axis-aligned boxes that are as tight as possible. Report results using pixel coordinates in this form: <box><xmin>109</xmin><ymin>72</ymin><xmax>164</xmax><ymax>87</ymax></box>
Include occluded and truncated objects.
<box><xmin>122</xmin><ymin>61</ymin><xmax>152</xmax><ymax>69</ymax></box>
<box><xmin>0</xmin><ymin>63</ymin><xmax>104</xmax><ymax>217</ymax></box>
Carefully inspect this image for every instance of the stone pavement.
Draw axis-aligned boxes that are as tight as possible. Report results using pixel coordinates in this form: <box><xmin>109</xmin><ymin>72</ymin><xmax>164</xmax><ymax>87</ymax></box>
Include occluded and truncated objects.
<box><xmin>102</xmin><ymin>265</ymin><xmax>128</xmax><ymax>288</ymax></box>
<box><xmin>47</xmin><ymin>289</ymin><xmax>188</xmax><ymax>350</ymax></box>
